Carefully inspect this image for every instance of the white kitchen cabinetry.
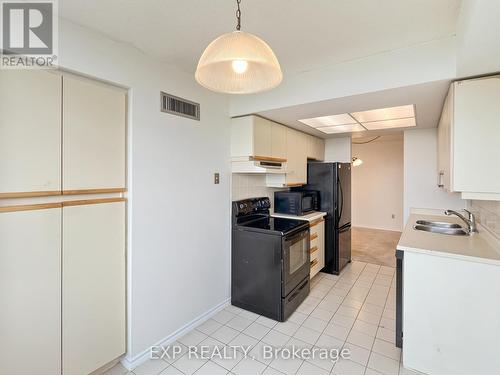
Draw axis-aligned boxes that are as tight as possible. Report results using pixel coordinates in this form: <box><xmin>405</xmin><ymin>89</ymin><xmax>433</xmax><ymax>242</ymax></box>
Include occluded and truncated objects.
<box><xmin>0</xmin><ymin>71</ymin><xmax>127</xmax><ymax>375</ymax></box>
<box><xmin>63</xmin><ymin>75</ymin><xmax>126</xmax><ymax>192</ymax></box>
<box><xmin>306</xmin><ymin>134</ymin><xmax>325</xmax><ymax>161</ymax></box>
<box><xmin>438</xmin><ymin>76</ymin><xmax>500</xmax><ymax>200</ymax></box>
<box><xmin>0</xmin><ymin>207</ymin><xmax>62</xmax><ymax>375</ymax></box>
<box><xmin>63</xmin><ymin>201</ymin><xmax>126</xmax><ymax>375</ymax></box>
<box><xmin>310</xmin><ymin>218</ymin><xmax>325</xmax><ymax>278</ymax></box>
<box><xmin>231</xmin><ymin>115</ymin><xmax>287</xmax><ymax>161</ymax></box>
<box><xmin>266</xmin><ymin>127</ymin><xmax>310</xmax><ymax>187</ymax></box>
<box><xmin>0</xmin><ymin>70</ymin><xmax>62</xmax><ymax>197</ymax></box>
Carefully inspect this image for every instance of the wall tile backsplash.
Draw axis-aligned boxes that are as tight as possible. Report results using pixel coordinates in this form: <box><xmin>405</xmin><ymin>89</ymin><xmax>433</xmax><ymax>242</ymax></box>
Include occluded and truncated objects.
<box><xmin>231</xmin><ymin>174</ymin><xmax>286</xmax><ymax>209</ymax></box>
<box><xmin>469</xmin><ymin>200</ymin><xmax>500</xmax><ymax>240</ymax></box>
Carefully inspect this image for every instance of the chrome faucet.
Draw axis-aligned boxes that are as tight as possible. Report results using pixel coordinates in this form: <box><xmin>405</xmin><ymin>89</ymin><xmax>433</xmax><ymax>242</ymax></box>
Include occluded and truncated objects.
<box><xmin>444</xmin><ymin>209</ymin><xmax>478</xmax><ymax>235</ymax></box>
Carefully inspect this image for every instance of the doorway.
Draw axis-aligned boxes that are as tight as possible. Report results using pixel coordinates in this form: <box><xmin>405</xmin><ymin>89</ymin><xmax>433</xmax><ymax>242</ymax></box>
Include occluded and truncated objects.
<box><xmin>350</xmin><ymin>134</ymin><xmax>404</xmax><ymax>267</ymax></box>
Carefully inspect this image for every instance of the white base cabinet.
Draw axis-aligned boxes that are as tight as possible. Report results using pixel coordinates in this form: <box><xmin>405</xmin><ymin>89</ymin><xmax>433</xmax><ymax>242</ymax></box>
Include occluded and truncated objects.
<box><xmin>0</xmin><ymin>207</ymin><xmax>62</xmax><ymax>375</ymax></box>
<box><xmin>63</xmin><ymin>201</ymin><xmax>126</xmax><ymax>375</ymax></box>
<box><xmin>438</xmin><ymin>76</ymin><xmax>500</xmax><ymax>200</ymax></box>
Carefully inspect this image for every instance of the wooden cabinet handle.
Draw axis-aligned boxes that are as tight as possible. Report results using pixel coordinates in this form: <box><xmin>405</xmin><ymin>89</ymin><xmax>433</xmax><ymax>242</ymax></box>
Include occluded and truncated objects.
<box><xmin>310</xmin><ymin>218</ymin><xmax>324</xmax><ymax>228</ymax></box>
<box><xmin>310</xmin><ymin>233</ymin><xmax>318</xmax><ymax>241</ymax></box>
<box><xmin>309</xmin><ymin>246</ymin><xmax>318</xmax><ymax>254</ymax></box>
<box><xmin>251</xmin><ymin>155</ymin><xmax>287</xmax><ymax>162</ymax></box>
<box><xmin>310</xmin><ymin>259</ymin><xmax>318</xmax><ymax>268</ymax></box>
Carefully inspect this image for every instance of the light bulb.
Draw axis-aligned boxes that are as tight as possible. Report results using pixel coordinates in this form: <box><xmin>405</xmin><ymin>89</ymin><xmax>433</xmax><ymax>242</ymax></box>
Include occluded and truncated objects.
<box><xmin>232</xmin><ymin>59</ymin><xmax>248</xmax><ymax>74</ymax></box>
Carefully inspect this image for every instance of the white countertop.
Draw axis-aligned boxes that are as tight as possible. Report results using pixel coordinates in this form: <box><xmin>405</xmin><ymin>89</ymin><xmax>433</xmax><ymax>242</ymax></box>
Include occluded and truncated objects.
<box><xmin>271</xmin><ymin>211</ymin><xmax>327</xmax><ymax>222</ymax></box>
<box><xmin>397</xmin><ymin>213</ymin><xmax>500</xmax><ymax>266</ymax></box>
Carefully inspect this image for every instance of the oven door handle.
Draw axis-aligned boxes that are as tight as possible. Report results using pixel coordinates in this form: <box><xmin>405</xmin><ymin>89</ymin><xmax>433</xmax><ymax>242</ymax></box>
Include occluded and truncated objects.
<box><xmin>287</xmin><ymin>279</ymin><xmax>308</xmax><ymax>302</ymax></box>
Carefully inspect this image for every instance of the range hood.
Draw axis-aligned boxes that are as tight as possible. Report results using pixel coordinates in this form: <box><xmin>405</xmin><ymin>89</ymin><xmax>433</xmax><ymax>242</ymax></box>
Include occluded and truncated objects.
<box><xmin>231</xmin><ymin>156</ymin><xmax>286</xmax><ymax>174</ymax></box>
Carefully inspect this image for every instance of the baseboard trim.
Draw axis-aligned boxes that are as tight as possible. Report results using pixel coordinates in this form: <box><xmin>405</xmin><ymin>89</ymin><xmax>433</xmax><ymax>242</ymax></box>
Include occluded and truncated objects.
<box><xmin>121</xmin><ymin>297</ymin><xmax>231</xmax><ymax>370</ymax></box>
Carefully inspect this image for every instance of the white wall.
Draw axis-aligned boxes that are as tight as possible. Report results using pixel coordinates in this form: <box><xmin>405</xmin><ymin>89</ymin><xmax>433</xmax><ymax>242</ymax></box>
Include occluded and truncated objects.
<box><xmin>324</xmin><ymin>137</ymin><xmax>352</xmax><ymax>162</ymax></box>
<box><xmin>229</xmin><ymin>37</ymin><xmax>456</xmax><ymax>116</ymax></box>
<box><xmin>58</xmin><ymin>19</ymin><xmax>231</xmax><ymax>363</ymax></box>
<box><xmin>456</xmin><ymin>0</ymin><xmax>500</xmax><ymax>77</ymax></box>
<box><xmin>351</xmin><ymin>136</ymin><xmax>404</xmax><ymax>231</ymax></box>
<box><xmin>403</xmin><ymin>128</ymin><xmax>463</xmax><ymax>222</ymax></box>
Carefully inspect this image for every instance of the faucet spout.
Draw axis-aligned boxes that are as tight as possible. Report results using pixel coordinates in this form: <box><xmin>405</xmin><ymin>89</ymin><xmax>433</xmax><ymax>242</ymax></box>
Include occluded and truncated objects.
<box><xmin>444</xmin><ymin>209</ymin><xmax>478</xmax><ymax>235</ymax></box>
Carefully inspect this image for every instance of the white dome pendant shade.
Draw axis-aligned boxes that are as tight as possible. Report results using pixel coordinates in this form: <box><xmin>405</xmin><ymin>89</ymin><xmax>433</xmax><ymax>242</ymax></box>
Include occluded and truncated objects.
<box><xmin>195</xmin><ymin>1</ymin><xmax>282</xmax><ymax>94</ymax></box>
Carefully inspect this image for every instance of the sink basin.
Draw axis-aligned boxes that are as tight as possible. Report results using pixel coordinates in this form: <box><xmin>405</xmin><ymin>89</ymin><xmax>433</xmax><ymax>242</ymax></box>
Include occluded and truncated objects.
<box><xmin>416</xmin><ymin>220</ymin><xmax>462</xmax><ymax>229</ymax></box>
<box><xmin>414</xmin><ymin>225</ymin><xmax>468</xmax><ymax>236</ymax></box>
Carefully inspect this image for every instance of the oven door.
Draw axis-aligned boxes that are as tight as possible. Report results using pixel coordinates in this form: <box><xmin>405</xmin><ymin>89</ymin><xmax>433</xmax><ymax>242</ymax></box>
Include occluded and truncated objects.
<box><xmin>282</xmin><ymin>228</ymin><xmax>310</xmax><ymax>297</ymax></box>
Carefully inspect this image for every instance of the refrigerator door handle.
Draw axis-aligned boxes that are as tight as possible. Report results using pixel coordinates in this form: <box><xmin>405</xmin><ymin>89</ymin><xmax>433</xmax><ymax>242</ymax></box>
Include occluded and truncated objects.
<box><xmin>337</xmin><ymin>222</ymin><xmax>351</xmax><ymax>232</ymax></box>
<box><xmin>337</xmin><ymin>176</ymin><xmax>344</xmax><ymax>225</ymax></box>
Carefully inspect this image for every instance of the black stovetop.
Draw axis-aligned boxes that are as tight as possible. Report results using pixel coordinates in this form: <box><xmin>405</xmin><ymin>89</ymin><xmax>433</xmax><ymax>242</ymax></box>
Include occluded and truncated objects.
<box><xmin>236</xmin><ymin>215</ymin><xmax>308</xmax><ymax>236</ymax></box>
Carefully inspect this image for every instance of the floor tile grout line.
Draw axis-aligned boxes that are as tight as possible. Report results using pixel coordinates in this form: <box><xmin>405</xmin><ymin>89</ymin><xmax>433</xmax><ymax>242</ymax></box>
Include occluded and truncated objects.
<box><xmin>363</xmin><ymin>267</ymin><xmax>397</xmax><ymax>375</ymax></box>
<box><xmin>134</xmin><ymin>262</ymin><xmax>397</xmax><ymax>375</ymax></box>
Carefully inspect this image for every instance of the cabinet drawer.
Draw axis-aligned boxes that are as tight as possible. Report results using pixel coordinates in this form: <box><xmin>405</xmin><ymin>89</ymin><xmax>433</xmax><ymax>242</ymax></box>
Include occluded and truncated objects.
<box><xmin>309</xmin><ymin>218</ymin><xmax>324</xmax><ymax>236</ymax></box>
<box><xmin>310</xmin><ymin>235</ymin><xmax>318</xmax><ymax>252</ymax></box>
<box><xmin>309</xmin><ymin>244</ymin><xmax>319</xmax><ymax>261</ymax></box>
<box><xmin>310</xmin><ymin>258</ymin><xmax>321</xmax><ymax>278</ymax></box>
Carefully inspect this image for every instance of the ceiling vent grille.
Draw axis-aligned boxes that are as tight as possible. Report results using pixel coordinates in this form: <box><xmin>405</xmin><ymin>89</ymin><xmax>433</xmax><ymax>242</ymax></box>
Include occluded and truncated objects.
<box><xmin>161</xmin><ymin>92</ymin><xmax>200</xmax><ymax>121</ymax></box>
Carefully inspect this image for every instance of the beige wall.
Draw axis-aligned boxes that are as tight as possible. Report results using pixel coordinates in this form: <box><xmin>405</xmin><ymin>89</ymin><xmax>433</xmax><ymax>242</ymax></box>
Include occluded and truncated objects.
<box><xmin>352</xmin><ymin>135</ymin><xmax>404</xmax><ymax>231</ymax></box>
<box><xmin>403</xmin><ymin>128</ymin><xmax>463</xmax><ymax>222</ymax></box>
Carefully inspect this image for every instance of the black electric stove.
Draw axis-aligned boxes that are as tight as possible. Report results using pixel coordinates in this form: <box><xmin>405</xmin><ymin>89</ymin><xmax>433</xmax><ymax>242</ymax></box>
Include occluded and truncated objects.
<box><xmin>231</xmin><ymin>197</ymin><xmax>310</xmax><ymax>322</ymax></box>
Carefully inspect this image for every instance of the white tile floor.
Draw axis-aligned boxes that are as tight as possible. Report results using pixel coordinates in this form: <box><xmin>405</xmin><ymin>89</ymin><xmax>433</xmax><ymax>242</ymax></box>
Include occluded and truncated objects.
<box><xmin>105</xmin><ymin>261</ymin><xmax>421</xmax><ymax>375</ymax></box>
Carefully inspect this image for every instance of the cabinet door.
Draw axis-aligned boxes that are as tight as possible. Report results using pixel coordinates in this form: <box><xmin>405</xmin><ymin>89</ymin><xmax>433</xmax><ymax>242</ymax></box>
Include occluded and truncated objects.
<box><xmin>315</xmin><ymin>137</ymin><xmax>325</xmax><ymax>161</ymax></box>
<box><xmin>0</xmin><ymin>70</ymin><xmax>61</xmax><ymax>196</ymax></box>
<box><xmin>271</xmin><ymin>122</ymin><xmax>287</xmax><ymax>159</ymax></box>
<box><xmin>252</xmin><ymin>116</ymin><xmax>272</xmax><ymax>158</ymax></box>
<box><xmin>454</xmin><ymin>77</ymin><xmax>500</xmax><ymax>193</ymax></box>
<box><xmin>437</xmin><ymin>86</ymin><xmax>453</xmax><ymax>191</ymax></box>
<box><xmin>63</xmin><ymin>201</ymin><xmax>126</xmax><ymax>375</ymax></box>
<box><xmin>63</xmin><ymin>75</ymin><xmax>126</xmax><ymax>192</ymax></box>
<box><xmin>296</xmin><ymin>132</ymin><xmax>308</xmax><ymax>184</ymax></box>
<box><xmin>0</xmin><ymin>207</ymin><xmax>61</xmax><ymax>375</ymax></box>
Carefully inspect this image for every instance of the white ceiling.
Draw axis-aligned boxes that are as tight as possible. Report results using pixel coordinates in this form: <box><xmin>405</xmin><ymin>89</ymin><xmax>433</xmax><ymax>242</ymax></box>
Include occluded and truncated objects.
<box><xmin>256</xmin><ymin>80</ymin><xmax>451</xmax><ymax>138</ymax></box>
<box><xmin>60</xmin><ymin>0</ymin><xmax>461</xmax><ymax>76</ymax></box>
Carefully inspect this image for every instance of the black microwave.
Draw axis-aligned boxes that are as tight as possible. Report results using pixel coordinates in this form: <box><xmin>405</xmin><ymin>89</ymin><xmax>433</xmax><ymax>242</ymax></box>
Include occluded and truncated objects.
<box><xmin>274</xmin><ymin>191</ymin><xmax>319</xmax><ymax>216</ymax></box>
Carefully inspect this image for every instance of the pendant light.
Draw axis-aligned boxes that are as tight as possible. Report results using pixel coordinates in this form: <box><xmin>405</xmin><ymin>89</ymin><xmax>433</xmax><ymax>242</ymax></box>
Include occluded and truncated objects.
<box><xmin>195</xmin><ymin>0</ymin><xmax>283</xmax><ymax>94</ymax></box>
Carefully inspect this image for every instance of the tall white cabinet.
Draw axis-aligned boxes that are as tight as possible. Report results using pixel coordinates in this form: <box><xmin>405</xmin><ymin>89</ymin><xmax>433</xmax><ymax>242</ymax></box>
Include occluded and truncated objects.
<box><xmin>0</xmin><ymin>70</ymin><xmax>62</xmax><ymax>197</ymax></box>
<box><xmin>63</xmin><ymin>201</ymin><xmax>126</xmax><ymax>375</ymax></box>
<box><xmin>0</xmin><ymin>207</ymin><xmax>62</xmax><ymax>375</ymax></box>
<box><xmin>0</xmin><ymin>70</ymin><xmax>126</xmax><ymax>375</ymax></box>
<box><xmin>63</xmin><ymin>76</ymin><xmax>126</xmax><ymax>192</ymax></box>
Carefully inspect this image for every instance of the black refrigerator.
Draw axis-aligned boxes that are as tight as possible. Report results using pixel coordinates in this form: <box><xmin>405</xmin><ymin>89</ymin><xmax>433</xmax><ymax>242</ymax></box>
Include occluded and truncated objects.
<box><xmin>295</xmin><ymin>162</ymin><xmax>351</xmax><ymax>274</ymax></box>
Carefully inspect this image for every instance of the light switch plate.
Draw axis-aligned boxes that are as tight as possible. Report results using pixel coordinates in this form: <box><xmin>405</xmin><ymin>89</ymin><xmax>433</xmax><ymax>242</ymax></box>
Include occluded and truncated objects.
<box><xmin>214</xmin><ymin>173</ymin><xmax>220</xmax><ymax>184</ymax></box>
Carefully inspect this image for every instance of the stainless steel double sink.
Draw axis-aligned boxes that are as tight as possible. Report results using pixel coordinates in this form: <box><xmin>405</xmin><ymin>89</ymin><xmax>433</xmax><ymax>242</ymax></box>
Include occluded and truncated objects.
<box><xmin>413</xmin><ymin>220</ymin><xmax>468</xmax><ymax>236</ymax></box>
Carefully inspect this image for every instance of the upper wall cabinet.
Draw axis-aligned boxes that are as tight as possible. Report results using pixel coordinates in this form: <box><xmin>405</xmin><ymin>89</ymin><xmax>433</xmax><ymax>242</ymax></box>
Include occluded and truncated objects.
<box><xmin>438</xmin><ymin>76</ymin><xmax>500</xmax><ymax>200</ymax></box>
<box><xmin>0</xmin><ymin>70</ymin><xmax>62</xmax><ymax>197</ymax></box>
<box><xmin>306</xmin><ymin>134</ymin><xmax>325</xmax><ymax>161</ymax></box>
<box><xmin>63</xmin><ymin>75</ymin><xmax>126</xmax><ymax>192</ymax></box>
<box><xmin>231</xmin><ymin>115</ymin><xmax>287</xmax><ymax>161</ymax></box>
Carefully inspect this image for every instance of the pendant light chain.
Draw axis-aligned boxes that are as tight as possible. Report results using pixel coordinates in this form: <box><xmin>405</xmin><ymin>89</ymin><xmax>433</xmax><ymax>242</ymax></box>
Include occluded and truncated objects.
<box><xmin>236</xmin><ymin>0</ymin><xmax>242</xmax><ymax>31</ymax></box>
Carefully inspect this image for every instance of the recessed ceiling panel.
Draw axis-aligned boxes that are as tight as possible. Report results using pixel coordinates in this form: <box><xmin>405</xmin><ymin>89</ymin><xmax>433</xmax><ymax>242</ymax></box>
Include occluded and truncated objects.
<box><xmin>351</xmin><ymin>104</ymin><xmax>415</xmax><ymax>123</ymax></box>
<box><xmin>316</xmin><ymin>124</ymin><xmax>365</xmax><ymax>134</ymax></box>
<box><xmin>362</xmin><ymin>117</ymin><xmax>416</xmax><ymax>130</ymax></box>
<box><xmin>298</xmin><ymin>113</ymin><xmax>356</xmax><ymax>128</ymax></box>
